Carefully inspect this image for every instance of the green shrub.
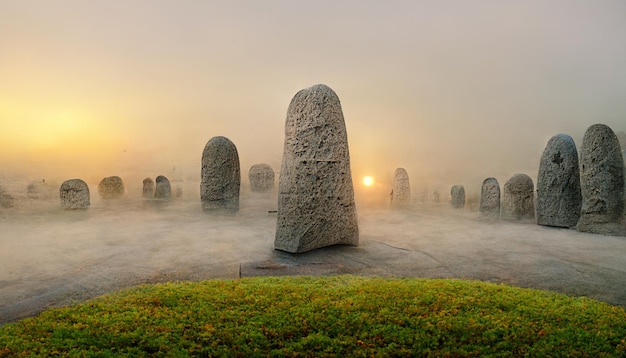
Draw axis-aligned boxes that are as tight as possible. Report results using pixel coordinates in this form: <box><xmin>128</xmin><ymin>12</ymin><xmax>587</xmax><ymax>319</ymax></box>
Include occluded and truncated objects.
<box><xmin>1</xmin><ymin>275</ymin><xmax>625</xmax><ymax>356</ymax></box>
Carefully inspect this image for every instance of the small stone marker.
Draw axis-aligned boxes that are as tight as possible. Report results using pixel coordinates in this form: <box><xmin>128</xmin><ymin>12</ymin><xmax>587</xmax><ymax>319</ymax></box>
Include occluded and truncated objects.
<box><xmin>479</xmin><ymin>178</ymin><xmax>500</xmax><ymax>218</ymax></box>
<box><xmin>155</xmin><ymin>175</ymin><xmax>172</xmax><ymax>200</ymax></box>
<box><xmin>450</xmin><ymin>185</ymin><xmax>465</xmax><ymax>208</ymax></box>
<box><xmin>60</xmin><ymin>179</ymin><xmax>90</xmax><ymax>209</ymax></box>
<box><xmin>142</xmin><ymin>177</ymin><xmax>155</xmax><ymax>198</ymax></box>
<box><xmin>536</xmin><ymin>134</ymin><xmax>581</xmax><ymax>228</ymax></box>
<box><xmin>248</xmin><ymin>164</ymin><xmax>275</xmax><ymax>192</ymax></box>
<box><xmin>390</xmin><ymin>168</ymin><xmax>411</xmax><ymax>209</ymax></box>
<box><xmin>98</xmin><ymin>176</ymin><xmax>124</xmax><ymax>200</ymax></box>
<box><xmin>201</xmin><ymin>136</ymin><xmax>241</xmax><ymax>213</ymax></box>
<box><xmin>274</xmin><ymin>84</ymin><xmax>359</xmax><ymax>253</ymax></box>
<box><xmin>501</xmin><ymin>174</ymin><xmax>535</xmax><ymax>220</ymax></box>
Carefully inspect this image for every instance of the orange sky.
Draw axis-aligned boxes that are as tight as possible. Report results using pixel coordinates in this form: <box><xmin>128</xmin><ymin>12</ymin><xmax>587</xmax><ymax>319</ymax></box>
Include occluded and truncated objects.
<box><xmin>1</xmin><ymin>1</ymin><xmax>625</xmax><ymax>203</ymax></box>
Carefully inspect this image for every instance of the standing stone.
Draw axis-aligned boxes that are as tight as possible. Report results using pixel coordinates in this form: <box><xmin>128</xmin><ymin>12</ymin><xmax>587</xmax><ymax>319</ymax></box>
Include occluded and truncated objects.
<box><xmin>275</xmin><ymin>84</ymin><xmax>359</xmax><ymax>253</ymax></box>
<box><xmin>201</xmin><ymin>136</ymin><xmax>240</xmax><ymax>213</ymax></box>
<box><xmin>501</xmin><ymin>174</ymin><xmax>535</xmax><ymax>220</ymax></box>
<box><xmin>390</xmin><ymin>168</ymin><xmax>411</xmax><ymax>209</ymax></box>
<box><xmin>450</xmin><ymin>185</ymin><xmax>465</xmax><ymax>208</ymax></box>
<box><xmin>60</xmin><ymin>179</ymin><xmax>90</xmax><ymax>209</ymax></box>
<box><xmin>479</xmin><ymin>178</ymin><xmax>500</xmax><ymax>218</ymax></box>
<box><xmin>577</xmin><ymin>124</ymin><xmax>625</xmax><ymax>234</ymax></box>
<box><xmin>98</xmin><ymin>176</ymin><xmax>124</xmax><ymax>200</ymax></box>
<box><xmin>536</xmin><ymin>134</ymin><xmax>582</xmax><ymax>228</ymax></box>
<box><xmin>248</xmin><ymin>164</ymin><xmax>275</xmax><ymax>192</ymax></box>
<box><xmin>155</xmin><ymin>175</ymin><xmax>172</xmax><ymax>200</ymax></box>
<box><xmin>142</xmin><ymin>177</ymin><xmax>155</xmax><ymax>198</ymax></box>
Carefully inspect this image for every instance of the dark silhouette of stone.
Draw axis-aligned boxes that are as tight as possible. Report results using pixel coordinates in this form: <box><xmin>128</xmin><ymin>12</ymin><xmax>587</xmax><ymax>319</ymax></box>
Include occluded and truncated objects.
<box><xmin>536</xmin><ymin>134</ymin><xmax>582</xmax><ymax>228</ymax></box>
<box><xmin>201</xmin><ymin>136</ymin><xmax>240</xmax><ymax>213</ymax></box>
<box><xmin>479</xmin><ymin>178</ymin><xmax>500</xmax><ymax>218</ymax></box>
<box><xmin>577</xmin><ymin>124</ymin><xmax>625</xmax><ymax>235</ymax></box>
<box><xmin>60</xmin><ymin>179</ymin><xmax>90</xmax><ymax>209</ymax></box>
<box><xmin>0</xmin><ymin>184</ymin><xmax>14</xmax><ymax>208</ymax></box>
<box><xmin>155</xmin><ymin>175</ymin><xmax>171</xmax><ymax>200</ymax></box>
<box><xmin>142</xmin><ymin>177</ymin><xmax>155</xmax><ymax>198</ymax></box>
<box><xmin>248</xmin><ymin>164</ymin><xmax>275</xmax><ymax>193</ymax></box>
<box><xmin>275</xmin><ymin>84</ymin><xmax>359</xmax><ymax>253</ymax></box>
<box><xmin>450</xmin><ymin>185</ymin><xmax>465</xmax><ymax>208</ymax></box>
<box><xmin>501</xmin><ymin>174</ymin><xmax>535</xmax><ymax>220</ymax></box>
<box><xmin>98</xmin><ymin>176</ymin><xmax>124</xmax><ymax>200</ymax></box>
<box><xmin>390</xmin><ymin>168</ymin><xmax>411</xmax><ymax>209</ymax></box>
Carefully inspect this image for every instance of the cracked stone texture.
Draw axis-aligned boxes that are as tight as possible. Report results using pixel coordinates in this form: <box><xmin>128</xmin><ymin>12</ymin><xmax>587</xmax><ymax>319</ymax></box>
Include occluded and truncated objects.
<box><xmin>201</xmin><ymin>136</ymin><xmax>240</xmax><ymax>213</ymax></box>
<box><xmin>479</xmin><ymin>177</ymin><xmax>500</xmax><ymax>218</ymax></box>
<box><xmin>501</xmin><ymin>174</ymin><xmax>535</xmax><ymax>220</ymax></box>
<box><xmin>248</xmin><ymin>164</ymin><xmax>275</xmax><ymax>193</ymax></box>
<box><xmin>274</xmin><ymin>84</ymin><xmax>359</xmax><ymax>253</ymax></box>
<box><xmin>155</xmin><ymin>175</ymin><xmax>172</xmax><ymax>200</ymax></box>
<box><xmin>59</xmin><ymin>179</ymin><xmax>90</xmax><ymax>210</ymax></box>
<box><xmin>97</xmin><ymin>176</ymin><xmax>124</xmax><ymax>200</ymax></box>
<box><xmin>390</xmin><ymin>168</ymin><xmax>411</xmax><ymax>209</ymax></box>
<box><xmin>450</xmin><ymin>185</ymin><xmax>465</xmax><ymax>209</ymax></box>
<box><xmin>578</xmin><ymin>124</ymin><xmax>625</xmax><ymax>235</ymax></box>
<box><xmin>536</xmin><ymin>134</ymin><xmax>581</xmax><ymax>228</ymax></box>
<box><xmin>142</xmin><ymin>177</ymin><xmax>155</xmax><ymax>198</ymax></box>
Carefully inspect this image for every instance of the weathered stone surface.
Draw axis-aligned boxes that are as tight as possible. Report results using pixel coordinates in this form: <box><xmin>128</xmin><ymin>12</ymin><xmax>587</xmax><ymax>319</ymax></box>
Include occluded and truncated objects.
<box><xmin>142</xmin><ymin>177</ymin><xmax>155</xmax><ymax>198</ymax></box>
<box><xmin>248</xmin><ymin>164</ymin><xmax>275</xmax><ymax>192</ymax></box>
<box><xmin>60</xmin><ymin>179</ymin><xmax>90</xmax><ymax>209</ymax></box>
<box><xmin>275</xmin><ymin>84</ymin><xmax>359</xmax><ymax>253</ymax></box>
<box><xmin>450</xmin><ymin>185</ymin><xmax>465</xmax><ymax>208</ymax></box>
<box><xmin>390</xmin><ymin>168</ymin><xmax>411</xmax><ymax>209</ymax></box>
<box><xmin>577</xmin><ymin>124</ymin><xmax>625</xmax><ymax>235</ymax></box>
<box><xmin>98</xmin><ymin>176</ymin><xmax>124</xmax><ymax>200</ymax></box>
<box><xmin>201</xmin><ymin>136</ymin><xmax>240</xmax><ymax>213</ymax></box>
<box><xmin>0</xmin><ymin>184</ymin><xmax>14</xmax><ymax>208</ymax></box>
<box><xmin>501</xmin><ymin>174</ymin><xmax>535</xmax><ymax>220</ymax></box>
<box><xmin>479</xmin><ymin>178</ymin><xmax>500</xmax><ymax>218</ymax></box>
<box><xmin>155</xmin><ymin>175</ymin><xmax>172</xmax><ymax>200</ymax></box>
<box><xmin>536</xmin><ymin>134</ymin><xmax>582</xmax><ymax>228</ymax></box>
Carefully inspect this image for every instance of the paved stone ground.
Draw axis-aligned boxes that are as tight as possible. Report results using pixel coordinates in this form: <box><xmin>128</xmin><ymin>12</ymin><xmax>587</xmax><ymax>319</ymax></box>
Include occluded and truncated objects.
<box><xmin>1</xmin><ymin>194</ymin><xmax>625</xmax><ymax>326</ymax></box>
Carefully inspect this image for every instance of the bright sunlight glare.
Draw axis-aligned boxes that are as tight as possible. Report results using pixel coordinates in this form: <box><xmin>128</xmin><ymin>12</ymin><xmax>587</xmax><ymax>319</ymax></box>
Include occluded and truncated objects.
<box><xmin>362</xmin><ymin>176</ymin><xmax>374</xmax><ymax>187</ymax></box>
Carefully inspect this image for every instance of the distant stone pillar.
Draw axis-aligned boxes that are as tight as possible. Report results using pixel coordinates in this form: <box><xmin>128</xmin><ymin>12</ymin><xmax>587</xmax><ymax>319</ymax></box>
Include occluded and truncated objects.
<box><xmin>142</xmin><ymin>177</ymin><xmax>155</xmax><ymax>198</ymax></box>
<box><xmin>390</xmin><ymin>168</ymin><xmax>411</xmax><ymax>209</ymax></box>
<box><xmin>248</xmin><ymin>164</ymin><xmax>275</xmax><ymax>193</ymax></box>
<box><xmin>60</xmin><ymin>179</ymin><xmax>90</xmax><ymax>209</ymax></box>
<box><xmin>450</xmin><ymin>185</ymin><xmax>465</xmax><ymax>208</ymax></box>
<box><xmin>98</xmin><ymin>176</ymin><xmax>124</xmax><ymax>200</ymax></box>
<box><xmin>201</xmin><ymin>136</ymin><xmax>240</xmax><ymax>213</ymax></box>
<box><xmin>275</xmin><ymin>84</ymin><xmax>359</xmax><ymax>253</ymax></box>
<box><xmin>536</xmin><ymin>134</ymin><xmax>581</xmax><ymax>228</ymax></box>
<box><xmin>577</xmin><ymin>124</ymin><xmax>625</xmax><ymax>235</ymax></box>
<box><xmin>155</xmin><ymin>175</ymin><xmax>172</xmax><ymax>200</ymax></box>
<box><xmin>501</xmin><ymin>174</ymin><xmax>535</xmax><ymax>220</ymax></box>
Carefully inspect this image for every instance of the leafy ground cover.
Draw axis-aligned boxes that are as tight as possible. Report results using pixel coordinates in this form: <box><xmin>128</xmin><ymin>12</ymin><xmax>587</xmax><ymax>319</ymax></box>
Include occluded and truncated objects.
<box><xmin>1</xmin><ymin>275</ymin><xmax>625</xmax><ymax>356</ymax></box>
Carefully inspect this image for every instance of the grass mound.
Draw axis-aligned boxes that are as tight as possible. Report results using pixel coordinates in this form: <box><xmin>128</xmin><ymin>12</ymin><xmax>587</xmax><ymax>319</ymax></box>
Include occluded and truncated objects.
<box><xmin>1</xmin><ymin>275</ymin><xmax>625</xmax><ymax>356</ymax></box>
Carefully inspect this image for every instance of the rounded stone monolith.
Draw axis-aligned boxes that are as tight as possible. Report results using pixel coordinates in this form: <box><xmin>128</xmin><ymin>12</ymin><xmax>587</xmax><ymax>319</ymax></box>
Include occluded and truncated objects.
<box><xmin>201</xmin><ymin>136</ymin><xmax>240</xmax><ymax>213</ymax></box>
<box><xmin>275</xmin><ymin>84</ymin><xmax>359</xmax><ymax>253</ymax></box>
<box><xmin>479</xmin><ymin>178</ymin><xmax>500</xmax><ymax>218</ymax></box>
<box><xmin>155</xmin><ymin>175</ymin><xmax>172</xmax><ymax>200</ymax></box>
<box><xmin>450</xmin><ymin>185</ymin><xmax>465</xmax><ymax>208</ymax></box>
<box><xmin>98</xmin><ymin>176</ymin><xmax>124</xmax><ymax>200</ymax></box>
<box><xmin>60</xmin><ymin>179</ymin><xmax>90</xmax><ymax>209</ymax></box>
<box><xmin>390</xmin><ymin>168</ymin><xmax>411</xmax><ymax>209</ymax></box>
<box><xmin>501</xmin><ymin>174</ymin><xmax>535</xmax><ymax>220</ymax></box>
<box><xmin>577</xmin><ymin>124</ymin><xmax>625</xmax><ymax>235</ymax></box>
<box><xmin>142</xmin><ymin>177</ymin><xmax>155</xmax><ymax>198</ymax></box>
<box><xmin>536</xmin><ymin>134</ymin><xmax>581</xmax><ymax>228</ymax></box>
<box><xmin>248</xmin><ymin>164</ymin><xmax>275</xmax><ymax>193</ymax></box>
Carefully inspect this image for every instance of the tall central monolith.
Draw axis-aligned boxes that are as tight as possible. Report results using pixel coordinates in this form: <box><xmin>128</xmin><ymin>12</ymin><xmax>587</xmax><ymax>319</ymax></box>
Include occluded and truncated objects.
<box><xmin>274</xmin><ymin>84</ymin><xmax>359</xmax><ymax>253</ymax></box>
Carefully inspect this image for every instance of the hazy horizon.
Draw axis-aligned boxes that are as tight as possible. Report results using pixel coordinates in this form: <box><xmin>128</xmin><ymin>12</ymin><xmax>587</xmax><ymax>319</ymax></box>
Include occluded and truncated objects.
<box><xmin>1</xmin><ymin>1</ymin><xmax>625</xmax><ymax>205</ymax></box>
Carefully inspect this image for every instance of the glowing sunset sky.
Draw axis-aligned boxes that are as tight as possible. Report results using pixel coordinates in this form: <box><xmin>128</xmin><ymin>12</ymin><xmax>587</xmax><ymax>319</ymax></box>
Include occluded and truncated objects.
<box><xmin>1</xmin><ymin>1</ymin><xmax>625</xmax><ymax>200</ymax></box>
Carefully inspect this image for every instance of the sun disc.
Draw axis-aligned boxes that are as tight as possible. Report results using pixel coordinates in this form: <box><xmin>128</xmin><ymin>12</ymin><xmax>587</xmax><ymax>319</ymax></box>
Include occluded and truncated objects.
<box><xmin>363</xmin><ymin>176</ymin><xmax>374</xmax><ymax>186</ymax></box>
